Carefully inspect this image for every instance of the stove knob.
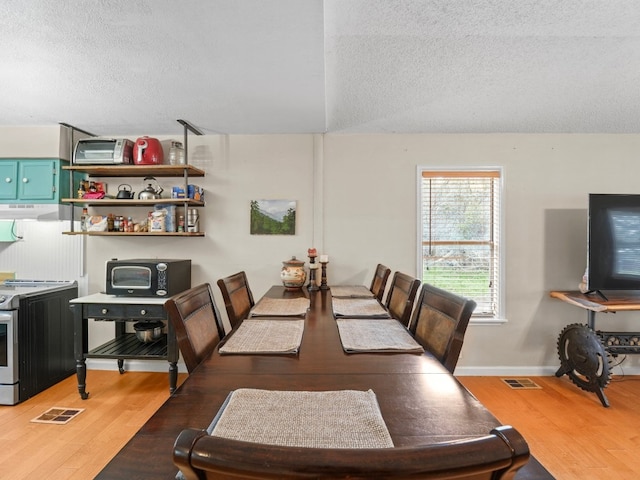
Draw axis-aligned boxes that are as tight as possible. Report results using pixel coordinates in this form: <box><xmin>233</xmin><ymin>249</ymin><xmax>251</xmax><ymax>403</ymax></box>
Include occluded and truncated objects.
<box><xmin>0</xmin><ymin>295</ymin><xmax>5</xmax><ymax>303</ymax></box>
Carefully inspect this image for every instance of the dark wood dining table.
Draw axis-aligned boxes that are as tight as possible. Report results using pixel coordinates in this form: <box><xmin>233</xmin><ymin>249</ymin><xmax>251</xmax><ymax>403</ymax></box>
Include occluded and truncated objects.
<box><xmin>96</xmin><ymin>286</ymin><xmax>553</xmax><ymax>479</ymax></box>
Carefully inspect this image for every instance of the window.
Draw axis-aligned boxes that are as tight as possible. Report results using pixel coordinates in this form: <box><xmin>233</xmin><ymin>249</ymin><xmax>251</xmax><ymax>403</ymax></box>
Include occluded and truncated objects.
<box><xmin>418</xmin><ymin>168</ymin><xmax>503</xmax><ymax>321</ymax></box>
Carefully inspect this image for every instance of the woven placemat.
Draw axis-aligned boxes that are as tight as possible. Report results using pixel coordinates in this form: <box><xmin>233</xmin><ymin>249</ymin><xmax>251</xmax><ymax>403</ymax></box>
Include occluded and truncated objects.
<box><xmin>219</xmin><ymin>319</ymin><xmax>305</xmax><ymax>354</ymax></box>
<box><xmin>337</xmin><ymin>319</ymin><xmax>424</xmax><ymax>353</ymax></box>
<box><xmin>250</xmin><ymin>297</ymin><xmax>310</xmax><ymax>317</ymax></box>
<box><xmin>330</xmin><ymin>285</ymin><xmax>374</xmax><ymax>298</ymax></box>
<box><xmin>332</xmin><ymin>297</ymin><xmax>390</xmax><ymax>318</ymax></box>
<box><xmin>210</xmin><ymin>389</ymin><xmax>394</xmax><ymax>448</ymax></box>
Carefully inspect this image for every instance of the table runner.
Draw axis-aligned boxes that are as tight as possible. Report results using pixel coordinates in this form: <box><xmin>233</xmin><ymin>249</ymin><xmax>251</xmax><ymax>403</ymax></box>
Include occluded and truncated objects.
<box><xmin>332</xmin><ymin>297</ymin><xmax>390</xmax><ymax>318</ymax></box>
<box><xmin>250</xmin><ymin>296</ymin><xmax>310</xmax><ymax>317</ymax></box>
<box><xmin>219</xmin><ymin>319</ymin><xmax>305</xmax><ymax>355</ymax></box>
<box><xmin>209</xmin><ymin>388</ymin><xmax>394</xmax><ymax>448</ymax></box>
<box><xmin>330</xmin><ymin>285</ymin><xmax>374</xmax><ymax>298</ymax></box>
<box><xmin>337</xmin><ymin>319</ymin><xmax>424</xmax><ymax>353</ymax></box>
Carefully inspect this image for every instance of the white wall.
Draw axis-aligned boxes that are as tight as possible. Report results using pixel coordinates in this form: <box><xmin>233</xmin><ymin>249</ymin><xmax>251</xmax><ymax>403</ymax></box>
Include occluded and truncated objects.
<box><xmin>5</xmin><ymin>127</ymin><xmax>640</xmax><ymax>375</ymax></box>
<box><xmin>0</xmin><ymin>125</ymin><xmax>72</xmax><ymax>159</ymax></box>
<box><xmin>323</xmin><ymin>133</ymin><xmax>640</xmax><ymax>375</ymax></box>
<box><xmin>85</xmin><ymin>134</ymin><xmax>317</xmax><ymax>350</ymax></box>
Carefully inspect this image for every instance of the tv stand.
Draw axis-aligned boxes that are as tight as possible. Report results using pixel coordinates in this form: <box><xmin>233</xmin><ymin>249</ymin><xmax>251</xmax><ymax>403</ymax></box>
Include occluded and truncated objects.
<box><xmin>550</xmin><ymin>290</ymin><xmax>640</xmax><ymax>407</ymax></box>
<box><xmin>585</xmin><ymin>289</ymin><xmax>608</xmax><ymax>301</ymax></box>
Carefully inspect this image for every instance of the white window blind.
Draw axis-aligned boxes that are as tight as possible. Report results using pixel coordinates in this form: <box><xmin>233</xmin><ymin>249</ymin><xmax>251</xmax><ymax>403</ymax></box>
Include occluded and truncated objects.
<box><xmin>420</xmin><ymin>169</ymin><xmax>502</xmax><ymax>319</ymax></box>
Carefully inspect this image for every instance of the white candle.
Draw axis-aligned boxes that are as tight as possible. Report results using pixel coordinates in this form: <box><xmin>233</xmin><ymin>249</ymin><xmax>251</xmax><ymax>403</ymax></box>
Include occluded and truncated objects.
<box><xmin>320</xmin><ymin>255</ymin><xmax>328</xmax><ymax>263</ymax></box>
<box><xmin>309</xmin><ymin>263</ymin><xmax>319</xmax><ymax>269</ymax></box>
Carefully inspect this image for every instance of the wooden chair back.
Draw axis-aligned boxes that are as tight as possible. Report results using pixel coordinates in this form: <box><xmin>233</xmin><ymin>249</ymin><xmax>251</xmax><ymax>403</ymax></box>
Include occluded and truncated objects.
<box><xmin>409</xmin><ymin>283</ymin><xmax>477</xmax><ymax>373</ymax></box>
<box><xmin>173</xmin><ymin>425</ymin><xmax>529</xmax><ymax>480</ymax></box>
<box><xmin>384</xmin><ymin>271</ymin><xmax>420</xmax><ymax>327</ymax></box>
<box><xmin>164</xmin><ymin>283</ymin><xmax>224</xmax><ymax>374</ymax></box>
<box><xmin>216</xmin><ymin>271</ymin><xmax>255</xmax><ymax>330</ymax></box>
<box><xmin>369</xmin><ymin>263</ymin><xmax>391</xmax><ymax>301</ymax></box>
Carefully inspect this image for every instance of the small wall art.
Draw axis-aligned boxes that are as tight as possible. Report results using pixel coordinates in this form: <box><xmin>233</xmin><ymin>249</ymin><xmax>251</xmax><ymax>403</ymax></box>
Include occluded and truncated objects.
<box><xmin>250</xmin><ymin>199</ymin><xmax>296</xmax><ymax>235</ymax></box>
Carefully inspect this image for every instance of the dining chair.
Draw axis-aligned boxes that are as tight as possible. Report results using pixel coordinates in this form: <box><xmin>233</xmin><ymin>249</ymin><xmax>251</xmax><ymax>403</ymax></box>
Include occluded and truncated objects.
<box><xmin>165</xmin><ymin>283</ymin><xmax>225</xmax><ymax>374</ymax></box>
<box><xmin>369</xmin><ymin>263</ymin><xmax>391</xmax><ymax>302</ymax></box>
<box><xmin>409</xmin><ymin>282</ymin><xmax>477</xmax><ymax>374</ymax></box>
<box><xmin>173</xmin><ymin>424</ymin><xmax>529</xmax><ymax>480</ymax></box>
<box><xmin>217</xmin><ymin>271</ymin><xmax>255</xmax><ymax>331</ymax></box>
<box><xmin>384</xmin><ymin>271</ymin><xmax>421</xmax><ymax>328</ymax></box>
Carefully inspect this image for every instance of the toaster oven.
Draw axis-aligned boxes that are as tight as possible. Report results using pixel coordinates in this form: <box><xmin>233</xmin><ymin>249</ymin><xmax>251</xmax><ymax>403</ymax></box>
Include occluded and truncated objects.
<box><xmin>73</xmin><ymin>138</ymin><xmax>134</xmax><ymax>165</ymax></box>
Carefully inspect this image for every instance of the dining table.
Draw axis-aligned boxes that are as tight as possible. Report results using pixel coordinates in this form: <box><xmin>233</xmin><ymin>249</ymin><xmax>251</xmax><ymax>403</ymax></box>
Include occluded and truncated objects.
<box><xmin>95</xmin><ymin>286</ymin><xmax>553</xmax><ymax>479</ymax></box>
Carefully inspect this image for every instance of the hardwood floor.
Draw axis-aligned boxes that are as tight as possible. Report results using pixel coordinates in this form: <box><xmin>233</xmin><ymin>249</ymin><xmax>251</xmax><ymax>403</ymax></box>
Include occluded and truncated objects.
<box><xmin>2</xmin><ymin>371</ymin><xmax>639</xmax><ymax>479</ymax></box>
<box><xmin>458</xmin><ymin>375</ymin><xmax>640</xmax><ymax>480</ymax></box>
<box><xmin>0</xmin><ymin>370</ymin><xmax>187</xmax><ymax>480</ymax></box>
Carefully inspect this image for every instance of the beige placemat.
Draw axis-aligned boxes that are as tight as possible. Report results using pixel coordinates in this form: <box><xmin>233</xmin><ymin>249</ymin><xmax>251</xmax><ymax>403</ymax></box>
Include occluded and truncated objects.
<box><xmin>210</xmin><ymin>389</ymin><xmax>394</xmax><ymax>448</ymax></box>
<box><xmin>337</xmin><ymin>319</ymin><xmax>424</xmax><ymax>353</ymax></box>
<box><xmin>332</xmin><ymin>297</ymin><xmax>390</xmax><ymax>318</ymax></box>
<box><xmin>219</xmin><ymin>319</ymin><xmax>305</xmax><ymax>354</ymax></box>
<box><xmin>330</xmin><ymin>285</ymin><xmax>374</xmax><ymax>298</ymax></box>
<box><xmin>250</xmin><ymin>296</ymin><xmax>310</xmax><ymax>317</ymax></box>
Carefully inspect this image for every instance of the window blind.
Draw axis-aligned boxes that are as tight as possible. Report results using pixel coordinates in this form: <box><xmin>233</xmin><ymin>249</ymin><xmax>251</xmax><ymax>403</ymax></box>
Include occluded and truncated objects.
<box><xmin>420</xmin><ymin>170</ymin><xmax>501</xmax><ymax>318</ymax></box>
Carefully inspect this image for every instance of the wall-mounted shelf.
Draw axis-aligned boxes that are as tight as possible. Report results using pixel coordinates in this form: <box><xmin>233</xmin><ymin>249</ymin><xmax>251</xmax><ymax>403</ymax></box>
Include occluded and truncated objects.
<box><xmin>61</xmin><ymin>120</ymin><xmax>205</xmax><ymax>236</ymax></box>
<box><xmin>63</xmin><ymin>231</ymin><xmax>204</xmax><ymax>237</ymax></box>
<box><xmin>62</xmin><ymin>164</ymin><xmax>205</xmax><ymax>178</ymax></box>
<box><xmin>61</xmin><ymin>198</ymin><xmax>205</xmax><ymax>207</ymax></box>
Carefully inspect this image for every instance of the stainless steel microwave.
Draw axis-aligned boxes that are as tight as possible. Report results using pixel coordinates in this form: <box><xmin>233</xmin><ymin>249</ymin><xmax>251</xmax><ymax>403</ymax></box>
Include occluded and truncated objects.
<box><xmin>106</xmin><ymin>259</ymin><xmax>191</xmax><ymax>297</ymax></box>
<box><xmin>73</xmin><ymin>138</ymin><xmax>134</xmax><ymax>165</ymax></box>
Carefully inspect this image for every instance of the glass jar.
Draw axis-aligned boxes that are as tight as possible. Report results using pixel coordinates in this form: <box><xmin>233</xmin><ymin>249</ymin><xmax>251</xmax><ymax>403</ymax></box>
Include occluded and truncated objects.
<box><xmin>168</xmin><ymin>141</ymin><xmax>185</xmax><ymax>165</ymax></box>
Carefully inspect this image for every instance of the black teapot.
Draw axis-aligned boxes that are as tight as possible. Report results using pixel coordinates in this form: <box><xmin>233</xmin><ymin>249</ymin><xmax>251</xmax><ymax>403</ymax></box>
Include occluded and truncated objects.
<box><xmin>116</xmin><ymin>184</ymin><xmax>134</xmax><ymax>199</ymax></box>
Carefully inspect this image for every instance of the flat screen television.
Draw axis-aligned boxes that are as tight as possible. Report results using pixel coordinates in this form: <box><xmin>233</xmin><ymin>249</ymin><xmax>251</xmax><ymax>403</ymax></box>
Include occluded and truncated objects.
<box><xmin>588</xmin><ymin>193</ymin><xmax>640</xmax><ymax>293</ymax></box>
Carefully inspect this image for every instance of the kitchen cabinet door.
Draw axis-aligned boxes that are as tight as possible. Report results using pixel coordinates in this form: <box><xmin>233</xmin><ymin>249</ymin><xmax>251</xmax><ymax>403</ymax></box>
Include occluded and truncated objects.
<box><xmin>18</xmin><ymin>159</ymin><xmax>56</xmax><ymax>201</ymax></box>
<box><xmin>0</xmin><ymin>161</ymin><xmax>18</xmax><ymax>200</ymax></box>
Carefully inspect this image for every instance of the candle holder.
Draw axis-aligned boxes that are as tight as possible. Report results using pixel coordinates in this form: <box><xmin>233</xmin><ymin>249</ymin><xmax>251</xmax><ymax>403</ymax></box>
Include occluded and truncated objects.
<box><xmin>307</xmin><ymin>257</ymin><xmax>319</xmax><ymax>291</ymax></box>
<box><xmin>320</xmin><ymin>260</ymin><xmax>329</xmax><ymax>290</ymax></box>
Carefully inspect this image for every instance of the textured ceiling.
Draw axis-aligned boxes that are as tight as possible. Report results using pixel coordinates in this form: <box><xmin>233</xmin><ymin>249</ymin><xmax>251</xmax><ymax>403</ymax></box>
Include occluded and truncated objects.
<box><xmin>1</xmin><ymin>1</ymin><xmax>639</xmax><ymax>135</ymax></box>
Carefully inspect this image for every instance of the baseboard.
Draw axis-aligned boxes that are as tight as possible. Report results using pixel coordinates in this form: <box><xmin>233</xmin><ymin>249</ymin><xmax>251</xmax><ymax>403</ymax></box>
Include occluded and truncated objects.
<box><xmin>454</xmin><ymin>366</ymin><xmax>559</xmax><ymax>376</ymax></box>
<box><xmin>86</xmin><ymin>360</ymin><xmax>640</xmax><ymax>377</ymax></box>
<box><xmin>455</xmin><ymin>364</ymin><xmax>640</xmax><ymax>376</ymax></box>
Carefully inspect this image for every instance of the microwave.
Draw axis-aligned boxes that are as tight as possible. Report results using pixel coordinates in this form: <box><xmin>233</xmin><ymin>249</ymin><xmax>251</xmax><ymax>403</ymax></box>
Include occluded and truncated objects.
<box><xmin>74</xmin><ymin>138</ymin><xmax>134</xmax><ymax>165</ymax></box>
<box><xmin>106</xmin><ymin>259</ymin><xmax>191</xmax><ymax>297</ymax></box>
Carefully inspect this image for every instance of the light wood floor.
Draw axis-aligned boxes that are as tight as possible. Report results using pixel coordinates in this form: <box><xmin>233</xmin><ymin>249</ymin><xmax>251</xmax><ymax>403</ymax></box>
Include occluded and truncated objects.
<box><xmin>2</xmin><ymin>372</ymin><xmax>639</xmax><ymax>479</ymax></box>
<box><xmin>458</xmin><ymin>375</ymin><xmax>640</xmax><ymax>480</ymax></box>
<box><xmin>0</xmin><ymin>370</ymin><xmax>187</xmax><ymax>480</ymax></box>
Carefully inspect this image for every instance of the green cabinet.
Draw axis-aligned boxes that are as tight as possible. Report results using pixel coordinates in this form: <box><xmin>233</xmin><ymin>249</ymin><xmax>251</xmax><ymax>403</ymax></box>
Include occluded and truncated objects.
<box><xmin>0</xmin><ymin>158</ymin><xmax>70</xmax><ymax>203</ymax></box>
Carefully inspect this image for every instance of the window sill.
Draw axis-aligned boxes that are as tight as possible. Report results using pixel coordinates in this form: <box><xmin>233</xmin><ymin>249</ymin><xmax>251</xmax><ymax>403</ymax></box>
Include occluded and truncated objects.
<box><xmin>470</xmin><ymin>317</ymin><xmax>507</xmax><ymax>325</ymax></box>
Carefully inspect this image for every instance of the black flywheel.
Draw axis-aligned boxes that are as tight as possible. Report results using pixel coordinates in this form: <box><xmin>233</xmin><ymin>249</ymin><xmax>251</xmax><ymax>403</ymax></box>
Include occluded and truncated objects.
<box><xmin>556</xmin><ymin>323</ymin><xmax>613</xmax><ymax>395</ymax></box>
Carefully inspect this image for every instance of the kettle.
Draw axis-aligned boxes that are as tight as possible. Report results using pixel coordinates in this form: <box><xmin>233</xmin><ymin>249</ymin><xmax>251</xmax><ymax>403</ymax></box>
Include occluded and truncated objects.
<box><xmin>138</xmin><ymin>177</ymin><xmax>163</xmax><ymax>200</ymax></box>
<box><xmin>133</xmin><ymin>136</ymin><xmax>164</xmax><ymax>165</ymax></box>
<box><xmin>116</xmin><ymin>184</ymin><xmax>134</xmax><ymax>199</ymax></box>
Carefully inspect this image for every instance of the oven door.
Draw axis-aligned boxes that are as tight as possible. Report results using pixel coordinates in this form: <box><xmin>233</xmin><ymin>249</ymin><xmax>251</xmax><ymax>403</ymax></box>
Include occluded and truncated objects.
<box><xmin>0</xmin><ymin>310</ymin><xmax>19</xmax><ymax>405</ymax></box>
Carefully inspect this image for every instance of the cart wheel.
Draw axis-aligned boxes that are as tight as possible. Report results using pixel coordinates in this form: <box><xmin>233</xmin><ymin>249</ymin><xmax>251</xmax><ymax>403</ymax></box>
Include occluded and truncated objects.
<box><xmin>556</xmin><ymin>323</ymin><xmax>612</xmax><ymax>406</ymax></box>
<box><xmin>118</xmin><ymin>359</ymin><xmax>125</xmax><ymax>374</ymax></box>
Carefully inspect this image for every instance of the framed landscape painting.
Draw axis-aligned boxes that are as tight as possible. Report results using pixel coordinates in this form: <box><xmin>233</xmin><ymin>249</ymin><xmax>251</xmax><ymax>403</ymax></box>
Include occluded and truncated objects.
<box><xmin>250</xmin><ymin>199</ymin><xmax>296</xmax><ymax>235</ymax></box>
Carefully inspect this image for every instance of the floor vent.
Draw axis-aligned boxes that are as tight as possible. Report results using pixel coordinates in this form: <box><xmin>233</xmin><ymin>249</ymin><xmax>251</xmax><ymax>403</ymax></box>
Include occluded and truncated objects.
<box><xmin>31</xmin><ymin>407</ymin><xmax>84</xmax><ymax>425</ymax></box>
<box><xmin>501</xmin><ymin>378</ymin><xmax>541</xmax><ymax>390</ymax></box>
